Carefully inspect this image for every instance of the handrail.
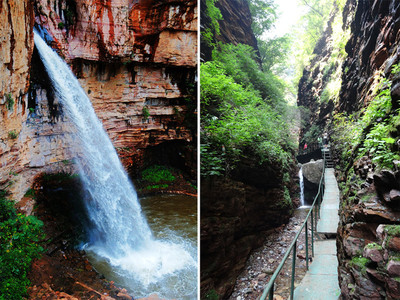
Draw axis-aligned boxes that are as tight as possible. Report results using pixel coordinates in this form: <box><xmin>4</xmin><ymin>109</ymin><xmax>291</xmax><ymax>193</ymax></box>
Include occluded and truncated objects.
<box><xmin>260</xmin><ymin>147</ymin><xmax>326</xmax><ymax>300</ymax></box>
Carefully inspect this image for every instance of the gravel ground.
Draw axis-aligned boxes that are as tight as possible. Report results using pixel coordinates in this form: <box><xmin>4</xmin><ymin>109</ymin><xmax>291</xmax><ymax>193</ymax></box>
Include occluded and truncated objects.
<box><xmin>229</xmin><ymin>207</ymin><xmax>326</xmax><ymax>300</ymax></box>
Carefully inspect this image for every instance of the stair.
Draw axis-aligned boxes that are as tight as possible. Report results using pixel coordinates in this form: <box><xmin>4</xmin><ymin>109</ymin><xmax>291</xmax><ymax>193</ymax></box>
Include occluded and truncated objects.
<box><xmin>322</xmin><ymin>146</ymin><xmax>334</xmax><ymax>168</ymax></box>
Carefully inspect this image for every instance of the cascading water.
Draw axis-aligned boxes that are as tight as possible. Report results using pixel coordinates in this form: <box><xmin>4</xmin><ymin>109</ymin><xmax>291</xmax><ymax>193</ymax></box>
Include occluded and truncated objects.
<box><xmin>299</xmin><ymin>166</ymin><xmax>305</xmax><ymax>207</ymax></box>
<box><xmin>33</xmin><ymin>30</ymin><xmax>197</xmax><ymax>299</ymax></box>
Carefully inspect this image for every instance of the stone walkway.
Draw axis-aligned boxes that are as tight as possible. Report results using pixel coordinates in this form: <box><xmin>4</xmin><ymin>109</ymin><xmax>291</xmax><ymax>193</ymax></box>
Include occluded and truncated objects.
<box><xmin>293</xmin><ymin>168</ymin><xmax>340</xmax><ymax>300</ymax></box>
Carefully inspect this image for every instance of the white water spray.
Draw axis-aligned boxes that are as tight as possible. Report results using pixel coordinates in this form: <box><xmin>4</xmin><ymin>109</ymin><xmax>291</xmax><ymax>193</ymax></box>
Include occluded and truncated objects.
<box><xmin>34</xmin><ymin>30</ymin><xmax>197</xmax><ymax>298</ymax></box>
<box><xmin>299</xmin><ymin>166</ymin><xmax>305</xmax><ymax>207</ymax></box>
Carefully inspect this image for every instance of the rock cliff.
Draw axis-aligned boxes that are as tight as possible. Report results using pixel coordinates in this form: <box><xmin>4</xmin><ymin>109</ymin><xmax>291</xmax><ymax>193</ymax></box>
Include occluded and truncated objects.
<box><xmin>0</xmin><ymin>0</ymin><xmax>197</xmax><ymax>200</ymax></box>
<box><xmin>200</xmin><ymin>0</ymin><xmax>258</xmax><ymax>61</ymax></box>
<box><xmin>200</xmin><ymin>1</ymin><xmax>297</xmax><ymax>298</ymax></box>
<box><xmin>201</xmin><ymin>163</ymin><xmax>298</xmax><ymax>298</ymax></box>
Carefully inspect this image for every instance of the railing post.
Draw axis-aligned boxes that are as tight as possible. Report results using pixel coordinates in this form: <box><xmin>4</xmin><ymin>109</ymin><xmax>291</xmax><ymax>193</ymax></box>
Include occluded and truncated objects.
<box><xmin>305</xmin><ymin>220</ymin><xmax>309</xmax><ymax>270</ymax></box>
<box><xmin>290</xmin><ymin>241</ymin><xmax>297</xmax><ymax>300</ymax></box>
<box><xmin>268</xmin><ymin>282</ymin><xmax>274</xmax><ymax>300</ymax></box>
<box><xmin>311</xmin><ymin>209</ymin><xmax>314</xmax><ymax>257</ymax></box>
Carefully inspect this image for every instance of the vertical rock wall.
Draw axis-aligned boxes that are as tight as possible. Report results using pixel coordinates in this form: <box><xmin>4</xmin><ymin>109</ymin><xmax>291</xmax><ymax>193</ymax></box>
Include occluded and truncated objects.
<box><xmin>0</xmin><ymin>0</ymin><xmax>197</xmax><ymax>200</ymax></box>
<box><xmin>200</xmin><ymin>0</ymin><xmax>298</xmax><ymax>298</ymax></box>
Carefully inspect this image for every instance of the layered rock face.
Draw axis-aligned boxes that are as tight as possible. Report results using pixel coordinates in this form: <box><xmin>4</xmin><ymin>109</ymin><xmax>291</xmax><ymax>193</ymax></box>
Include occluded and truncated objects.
<box><xmin>201</xmin><ymin>162</ymin><xmax>298</xmax><ymax>298</ymax></box>
<box><xmin>0</xmin><ymin>0</ymin><xmax>37</xmax><ymax>198</ymax></box>
<box><xmin>0</xmin><ymin>0</ymin><xmax>197</xmax><ymax>199</ymax></box>
<box><xmin>200</xmin><ymin>0</ymin><xmax>258</xmax><ymax>61</ymax></box>
<box><xmin>34</xmin><ymin>0</ymin><xmax>197</xmax><ymax>66</ymax></box>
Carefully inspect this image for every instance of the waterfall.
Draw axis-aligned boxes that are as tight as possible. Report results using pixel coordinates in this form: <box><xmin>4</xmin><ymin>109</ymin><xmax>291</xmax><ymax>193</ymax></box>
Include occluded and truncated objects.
<box><xmin>299</xmin><ymin>166</ymin><xmax>305</xmax><ymax>207</ymax></box>
<box><xmin>33</xmin><ymin>30</ymin><xmax>196</xmax><ymax>299</ymax></box>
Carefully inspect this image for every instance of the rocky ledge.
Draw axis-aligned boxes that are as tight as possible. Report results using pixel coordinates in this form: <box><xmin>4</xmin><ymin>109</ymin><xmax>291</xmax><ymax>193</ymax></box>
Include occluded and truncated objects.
<box><xmin>338</xmin><ymin>168</ymin><xmax>400</xmax><ymax>300</ymax></box>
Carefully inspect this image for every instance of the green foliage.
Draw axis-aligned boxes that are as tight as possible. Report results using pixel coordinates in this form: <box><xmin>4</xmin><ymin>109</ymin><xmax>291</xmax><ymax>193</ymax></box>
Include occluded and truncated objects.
<box><xmin>202</xmin><ymin>0</ymin><xmax>223</xmax><ymax>46</ymax></box>
<box><xmin>293</xmin><ymin>0</ymin><xmax>336</xmax><ymax>84</ymax></box>
<box><xmin>6</xmin><ymin>93</ymin><xmax>14</xmax><ymax>111</ymax></box>
<box><xmin>258</xmin><ymin>35</ymin><xmax>291</xmax><ymax>72</ymax></box>
<box><xmin>211</xmin><ymin>43</ymin><xmax>287</xmax><ymax>111</ymax></box>
<box><xmin>201</xmin><ymin>41</ymin><xmax>295</xmax><ymax>176</ymax></box>
<box><xmin>349</xmin><ymin>256</ymin><xmax>370</xmax><ymax>275</ymax></box>
<box><xmin>142</xmin><ymin>106</ymin><xmax>150</xmax><ymax>120</ymax></box>
<box><xmin>247</xmin><ymin>0</ymin><xmax>277</xmax><ymax>38</ymax></box>
<box><xmin>332</xmin><ymin>68</ymin><xmax>400</xmax><ymax>170</ymax></box>
<box><xmin>365</xmin><ymin>242</ymin><xmax>382</xmax><ymax>250</ymax></box>
<box><xmin>24</xmin><ymin>188</ymin><xmax>35</xmax><ymax>198</ymax></box>
<box><xmin>200</xmin><ymin>144</ymin><xmax>225</xmax><ymax>177</ymax></box>
<box><xmin>0</xmin><ymin>192</ymin><xmax>44</xmax><ymax>299</ymax></box>
<box><xmin>391</xmin><ymin>63</ymin><xmax>400</xmax><ymax>75</ymax></box>
<box><xmin>58</xmin><ymin>22</ymin><xmax>65</xmax><ymax>30</ymax></box>
<box><xmin>204</xmin><ymin>289</ymin><xmax>219</xmax><ymax>300</ymax></box>
<box><xmin>384</xmin><ymin>225</ymin><xmax>400</xmax><ymax>237</ymax></box>
<box><xmin>301</xmin><ymin>124</ymin><xmax>321</xmax><ymax>145</ymax></box>
<box><xmin>142</xmin><ymin>165</ymin><xmax>175</xmax><ymax>183</ymax></box>
<box><xmin>145</xmin><ymin>184</ymin><xmax>169</xmax><ymax>190</ymax></box>
<box><xmin>8</xmin><ymin>130</ymin><xmax>18</xmax><ymax>139</ymax></box>
<box><xmin>201</xmin><ymin>60</ymin><xmax>294</xmax><ymax>175</ymax></box>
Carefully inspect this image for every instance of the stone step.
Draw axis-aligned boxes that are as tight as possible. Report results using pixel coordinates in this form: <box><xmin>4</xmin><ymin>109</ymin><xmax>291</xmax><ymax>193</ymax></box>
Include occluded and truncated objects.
<box><xmin>294</xmin><ymin>240</ymin><xmax>340</xmax><ymax>300</ymax></box>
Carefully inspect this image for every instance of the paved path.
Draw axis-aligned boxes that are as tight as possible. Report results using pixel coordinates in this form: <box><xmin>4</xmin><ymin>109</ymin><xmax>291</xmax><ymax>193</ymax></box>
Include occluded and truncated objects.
<box><xmin>294</xmin><ymin>168</ymin><xmax>340</xmax><ymax>300</ymax></box>
<box><xmin>317</xmin><ymin>168</ymin><xmax>340</xmax><ymax>234</ymax></box>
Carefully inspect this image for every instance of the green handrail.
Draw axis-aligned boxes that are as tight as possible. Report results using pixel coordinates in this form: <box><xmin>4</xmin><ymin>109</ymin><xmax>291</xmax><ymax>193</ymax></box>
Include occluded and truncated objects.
<box><xmin>260</xmin><ymin>148</ymin><xmax>326</xmax><ymax>300</ymax></box>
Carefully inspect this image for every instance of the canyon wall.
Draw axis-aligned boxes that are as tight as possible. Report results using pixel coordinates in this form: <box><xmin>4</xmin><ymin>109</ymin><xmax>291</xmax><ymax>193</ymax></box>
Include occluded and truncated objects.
<box><xmin>0</xmin><ymin>0</ymin><xmax>197</xmax><ymax>200</ymax></box>
<box><xmin>200</xmin><ymin>0</ymin><xmax>298</xmax><ymax>298</ymax></box>
<box><xmin>298</xmin><ymin>0</ymin><xmax>400</xmax><ymax>298</ymax></box>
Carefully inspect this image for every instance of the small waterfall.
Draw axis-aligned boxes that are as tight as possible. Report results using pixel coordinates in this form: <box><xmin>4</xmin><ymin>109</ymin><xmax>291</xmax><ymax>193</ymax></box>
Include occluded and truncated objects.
<box><xmin>33</xmin><ymin>30</ymin><xmax>196</xmax><ymax>299</ymax></box>
<box><xmin>299</xmin><ymin>166</ymin><xmax>305</xmax><ymax>207</ymax></box>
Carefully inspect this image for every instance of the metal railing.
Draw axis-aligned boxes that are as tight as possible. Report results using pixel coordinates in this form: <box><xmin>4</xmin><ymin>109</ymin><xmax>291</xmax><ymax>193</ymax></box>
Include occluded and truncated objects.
<box><xmin>259</xmin><ymin>152</ymin><xmax>326</xmax><ymax>300</ymax></box>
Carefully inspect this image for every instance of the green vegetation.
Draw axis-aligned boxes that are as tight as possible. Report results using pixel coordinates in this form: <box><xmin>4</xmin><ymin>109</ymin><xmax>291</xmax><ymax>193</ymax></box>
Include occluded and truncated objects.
<box><xmin>384</xmin><ymin>225</ymin><xmax>400</xmax><ymax>237</ymax></box>
<box><xmin>0</xmin><ymin>190</ymin><xmax>44</xmax><ymax>299</ymax></box>
<box><xmin>201</xmin><ymin>0</ymin><xmax>223</xmax><ymax>47</ymax></box>
<box><xmin>24</xmin><ymin>188</ymin><xmax>35</xmax><ymax>198</ymax></box>
<box><xmin>8</xmin><ymin>130</ymin><xmax>18</xmax><ymax>140</ymax></box>
<box><xmin>145</xmin><ymin>184</ymin><xmax>169</xmax><ymax>190</ymax></box>
<box><xmin>6</xmin><ymin>93</ymin><xmax>14</xmax><ymax>111</ymax></box>
<box><xmin>365</xmin><ymin>242</ymin><xmax>383</xmax><ymax>250</ymax></box>
<box><xmin>142</xmin><ymin>106</ymin><xmax>150</xmax><ymax>121</ymax></box>
<box><xmin>331</xmin><ymin>65</ymin><xmax>400</xmax><ymax>170</ymax></box>
<box><xmin>42</xmin><ymin>172</ymin><xmax>78</xmax><ymax>182</ymax></box>
<box><xmin>142</xmin><ymin>165</ymin><xmax>175</xmax><ymax>183</ymax></box>
<box><xmin>204</xmin><ymin>289</ymin><xmax>219</xmax><ymax>300</ymax></box>
<box><xmin>201</xmin><ymin>0</ymin><xmax>296</xmax><ymax>179</ymax></box>
<box><xmin>58</xmin><ymin>22</ymin><xmax>65</xmax><ymax>30</ymax></box>
<box><xmin>349</xmin><ymin>256</ymin><xmax>370</xmax><ymax>275</ymax></box>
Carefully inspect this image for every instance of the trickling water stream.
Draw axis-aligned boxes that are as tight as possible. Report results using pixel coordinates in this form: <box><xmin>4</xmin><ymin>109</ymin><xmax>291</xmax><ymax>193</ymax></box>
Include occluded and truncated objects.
<box><xmin>34</xmin><ymin>30</ymin><xmax>197</xmax><ymax>299</ymax></box>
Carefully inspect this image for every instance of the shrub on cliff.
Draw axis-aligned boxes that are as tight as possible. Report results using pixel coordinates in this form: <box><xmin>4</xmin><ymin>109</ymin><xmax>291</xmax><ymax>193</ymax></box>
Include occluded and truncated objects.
<box><xmin>0</xmin><ymin>191</ymin><xmax>44</xmax><ymax>299</ymax></box>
